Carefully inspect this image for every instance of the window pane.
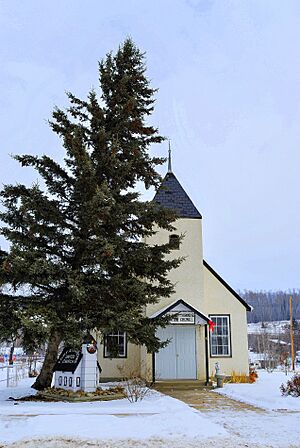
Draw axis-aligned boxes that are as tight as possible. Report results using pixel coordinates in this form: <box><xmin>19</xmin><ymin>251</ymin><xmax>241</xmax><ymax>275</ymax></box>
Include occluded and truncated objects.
<box><xmin>169</xmin><ymin>234</ymin><xmax>180</xmax><ymax>250</ymax></box>
<box><xmin>105</xmin><ymin>331</ymin><xmax>126</xmax><ymax>358</ymax></box>
<box><xmin>210</xmin><ymin>316</ymin><xmax>230</xmax><ymax>356</ymax></box>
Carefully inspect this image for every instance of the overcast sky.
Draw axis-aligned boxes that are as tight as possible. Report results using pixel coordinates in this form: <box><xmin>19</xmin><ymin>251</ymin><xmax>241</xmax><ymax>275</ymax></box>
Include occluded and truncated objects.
<box><xmin>0</xmin><ymin>0</ymin><xmax>299</xmax><ymax>291</ymax></box>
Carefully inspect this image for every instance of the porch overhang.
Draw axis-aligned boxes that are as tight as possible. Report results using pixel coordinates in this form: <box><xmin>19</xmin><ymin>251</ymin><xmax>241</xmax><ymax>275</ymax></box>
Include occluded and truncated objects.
<box><xmin>150</xmin><ymin>299</ymin><xmax>210</xmax><ymax>325</ymax></box>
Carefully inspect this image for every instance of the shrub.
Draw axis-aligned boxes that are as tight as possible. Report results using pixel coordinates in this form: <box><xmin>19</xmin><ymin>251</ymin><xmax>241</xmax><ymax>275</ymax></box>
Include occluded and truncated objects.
<box><xmin>116</xmin><ymin>365</ymin><xmax>153</xmax><ymax>402</ymax></box>
<box><xmin>123</xmin><ymin>376</ymin><xmax>151</xmax><ymax>402</ymax></box>
<box><xmin>280</xmin><ymin>373</ymin><xmax>300</xmax><ymax>397</ymax></box>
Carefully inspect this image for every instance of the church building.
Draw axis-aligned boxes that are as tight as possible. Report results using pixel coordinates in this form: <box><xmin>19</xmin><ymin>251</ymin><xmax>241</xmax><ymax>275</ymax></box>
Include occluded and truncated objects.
<box><xmin>97</xmin><ymin>152</ymin><xmax>251</xmax><ymax>383</ymax></box>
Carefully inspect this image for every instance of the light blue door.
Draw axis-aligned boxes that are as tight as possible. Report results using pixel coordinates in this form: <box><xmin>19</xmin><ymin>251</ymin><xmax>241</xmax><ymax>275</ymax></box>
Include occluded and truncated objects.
<box><xmin>155</xmin><ymin>326</ymin><xmax>197</xmax><ymax>379</ymax></box>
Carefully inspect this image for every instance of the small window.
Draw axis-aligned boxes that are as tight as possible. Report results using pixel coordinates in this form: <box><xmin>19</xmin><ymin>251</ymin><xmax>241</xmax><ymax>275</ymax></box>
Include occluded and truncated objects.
<box><xmin>58</xmin><ymin>376</ymin><xmax>62</xmax><ymax>386</ymax></box>
<box><xmin>64</xmin><ymin>376</ymin><xmax>67</xmax><ymax>386</ymax></box>
<box><xmin>169</xmin><ymin>234</ymin><xmax>180</xmax><ymax>250</ymax></box>
<box><xmin>76</xmin><ymin>377</ymin><xmax>80</xmax><ymax>387</ymax></box>
<box><xmin>210</xmin><ymin>315</ymin><xmax>231</xmax><ymax>357</ymax></box>
<box><xmin>69</xmin><ymin>377</ymin><xmax>73</xmax><ymax>387</ymax></box>
<box><xmin>104</xmin><ymin>331</ymin><xmax>127</xmax><ymax>358</ymax></box>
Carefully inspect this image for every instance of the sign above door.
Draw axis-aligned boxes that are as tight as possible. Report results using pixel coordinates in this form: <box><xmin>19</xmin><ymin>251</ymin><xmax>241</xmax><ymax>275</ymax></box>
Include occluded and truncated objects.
<box><xmin>168</xmin><ymin>311</ymin><xmax>195</xmax><ymax>324</ymax></box>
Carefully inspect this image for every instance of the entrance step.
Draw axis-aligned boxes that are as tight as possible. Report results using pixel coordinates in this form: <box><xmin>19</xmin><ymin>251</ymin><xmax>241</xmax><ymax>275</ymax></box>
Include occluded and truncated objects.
<box><xmin>154</xmin><ymin>380</ymin><xmax>212</xmax><ymax>391</ymax></box>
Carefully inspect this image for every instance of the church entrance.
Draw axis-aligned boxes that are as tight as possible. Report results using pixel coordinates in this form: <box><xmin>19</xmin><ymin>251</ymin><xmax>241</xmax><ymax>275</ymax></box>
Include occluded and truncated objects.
<box><xmin>155</xmin><ymin>325</ymin><xmax>197</xmax><ymax>379</ymax></box>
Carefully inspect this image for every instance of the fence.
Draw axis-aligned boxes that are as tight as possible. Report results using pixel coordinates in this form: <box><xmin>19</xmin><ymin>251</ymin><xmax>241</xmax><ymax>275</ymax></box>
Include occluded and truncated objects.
<box><xmin>0</xmin><ymin>362</ymin><xmax>30</xmax><ymax>387</ymax></box>
<box><xmin>0</xmin><ymin>357</ymin><xmax>45</xmax><ymax>388</ymax></box>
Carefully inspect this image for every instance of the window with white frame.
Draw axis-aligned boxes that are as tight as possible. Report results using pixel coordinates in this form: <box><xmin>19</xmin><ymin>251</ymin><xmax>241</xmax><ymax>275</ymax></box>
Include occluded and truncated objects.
<box><xmin>210</xmin><ymin>315</ymin><xmax>231</xmax><ymax>356</ymax></box>
<box><xmin>104</xmin><ymin>331</ymin><xmax>127</xmax><ymax>358</ymax></box>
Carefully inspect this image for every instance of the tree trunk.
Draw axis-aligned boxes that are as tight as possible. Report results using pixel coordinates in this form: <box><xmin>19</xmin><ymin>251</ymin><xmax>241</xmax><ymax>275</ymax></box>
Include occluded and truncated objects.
<box><xmin>32</xmin><ymin>331</ymin><xmax>61</xmax><ymax>390</ymax></box>
<box><xmin>8</xmin><ymin>342</ymin><xmax>15</xmax><ymax>365</ymax></box>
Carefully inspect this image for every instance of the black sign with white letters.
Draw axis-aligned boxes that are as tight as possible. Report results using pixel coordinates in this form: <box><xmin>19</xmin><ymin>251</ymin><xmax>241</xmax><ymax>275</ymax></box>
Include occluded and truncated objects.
<box><xmin>53</xmin><ymin>348</ymin><xmax>82</xmax><ymax>373</ymax></box>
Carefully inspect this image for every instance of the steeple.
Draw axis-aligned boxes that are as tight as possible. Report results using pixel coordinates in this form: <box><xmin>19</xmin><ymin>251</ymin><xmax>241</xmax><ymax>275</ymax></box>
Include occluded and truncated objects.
<box><xmin>153</xmin><ymin>144</ymin><xmax>202</xmax><ymax>219</ymax></box>
<box><xmin>168</xmin><ymin>140</ymin><xmax>172</xmax><ymax>173</ymax></box>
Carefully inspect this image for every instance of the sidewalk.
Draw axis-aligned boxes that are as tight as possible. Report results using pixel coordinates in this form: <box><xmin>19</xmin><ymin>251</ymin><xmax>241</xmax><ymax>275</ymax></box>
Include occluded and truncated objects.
<box><xmin>154</xmin><ymin>381</ymin><xmax>265</xmax><ymax>413</ymax></box>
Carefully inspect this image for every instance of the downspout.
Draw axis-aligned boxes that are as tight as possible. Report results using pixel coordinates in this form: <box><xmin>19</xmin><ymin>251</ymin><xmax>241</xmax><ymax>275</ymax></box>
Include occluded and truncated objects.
<box><xmin>204</xmin><ymin>325</ymin><xmax>209</xmax><ymax>385</ymax></box>
<box><xmin>152</xmin><ymin>352</ymin><xmax>156</xmax><ymax>384</ymax></box>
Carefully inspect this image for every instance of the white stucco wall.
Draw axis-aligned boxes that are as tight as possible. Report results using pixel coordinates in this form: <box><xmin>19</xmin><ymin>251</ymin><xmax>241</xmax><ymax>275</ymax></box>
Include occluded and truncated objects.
<box><xmin>145</xmin><ymin>218</ymin><xmax>204</xmax><ymax>316</ymax></box>
<box><xmin>97</xmin><ymin>341</ymin><xmax>141</xmax><ymax>380</ymax></box>
<box><xmin>203</xmin><ymin>264</ymin><xmax>249</xmax><ymax>377</ymax></box>
<box><xmin>196</xmin><ymin>325</ymin><xmax>207</xmax><ymax>380</ymax></box>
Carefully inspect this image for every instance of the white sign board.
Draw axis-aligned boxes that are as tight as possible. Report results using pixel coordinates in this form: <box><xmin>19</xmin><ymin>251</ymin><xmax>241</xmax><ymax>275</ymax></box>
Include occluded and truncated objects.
<box><xmin>168</xmin><ymin>311</ymin><xmax>195</xmax><ymax>324</ymax></box>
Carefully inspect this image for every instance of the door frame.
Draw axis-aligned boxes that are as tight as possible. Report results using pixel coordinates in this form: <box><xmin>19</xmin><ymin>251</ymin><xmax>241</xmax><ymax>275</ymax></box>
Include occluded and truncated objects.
<box><xmin>153</xmin><ymin>325</ymin><xmax>198</xmax><ymax>381</ymax></box>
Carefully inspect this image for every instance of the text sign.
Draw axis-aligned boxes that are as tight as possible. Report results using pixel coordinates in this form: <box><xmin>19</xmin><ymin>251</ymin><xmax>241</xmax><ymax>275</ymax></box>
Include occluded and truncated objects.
<box><xmin>60</xmin><ymin>350</ymin><xmax>80</xmax><ymax>365</ymax></box>
<box><xmin>168</xmin><ymin>311</ymin><xmax>195</xmax><ymax>324</ymax></box>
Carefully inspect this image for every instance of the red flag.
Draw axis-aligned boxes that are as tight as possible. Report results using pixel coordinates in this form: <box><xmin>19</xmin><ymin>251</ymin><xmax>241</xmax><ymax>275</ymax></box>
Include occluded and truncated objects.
<box><xmin>208</xmin><ymin>320</ymin><xmax>215</xmax><ymax>332</ymax></box>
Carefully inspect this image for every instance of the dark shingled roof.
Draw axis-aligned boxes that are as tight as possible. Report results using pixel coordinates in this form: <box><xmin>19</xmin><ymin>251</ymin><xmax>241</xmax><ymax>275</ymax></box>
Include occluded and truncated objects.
<box><xmin>153</xmin><ymin>172</ymin><xmax>202</xmax><ymax>219</ymax></box>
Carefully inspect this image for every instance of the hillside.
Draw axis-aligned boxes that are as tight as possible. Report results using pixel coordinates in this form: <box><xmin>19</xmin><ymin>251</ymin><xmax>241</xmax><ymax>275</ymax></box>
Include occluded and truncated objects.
<box><xmin>241</xmin><ymin>290</ymin><xmax>300</xmax><ymax>323</ymax></box>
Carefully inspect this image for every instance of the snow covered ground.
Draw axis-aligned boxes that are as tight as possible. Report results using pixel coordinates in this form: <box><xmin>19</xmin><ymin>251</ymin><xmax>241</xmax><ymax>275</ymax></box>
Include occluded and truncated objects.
<box><xmin>216</xmin><ymin>370</ymin><xmax>300</xmax><ymax>411</ymax></box>
<box><xmin>1</xmin><ymin>373</ymin><xmax>300</xmax><ymax>447</ymax></box>
<box><xmin>0</xmin><ymin>378</ymin><xmax>226</xmax><ymax>445</ymax></box>
<box><xmin>211</xmin><ymin>370</ymin><xmax>300</xmax><ymax>447</ymax></box>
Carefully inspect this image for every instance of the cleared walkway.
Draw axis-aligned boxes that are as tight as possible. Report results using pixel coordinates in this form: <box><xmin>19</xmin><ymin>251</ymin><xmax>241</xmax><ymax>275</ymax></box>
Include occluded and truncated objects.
<box><xmin>154</xmin><ymin>381</ymin><xmax>265</xmax><ymax>413</ymax></box>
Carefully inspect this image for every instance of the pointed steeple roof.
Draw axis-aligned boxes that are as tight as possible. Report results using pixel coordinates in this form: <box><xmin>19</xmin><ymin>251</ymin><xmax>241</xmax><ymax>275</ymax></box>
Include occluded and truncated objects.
<box><xmin>167</xmin><ymin>140</ymin><xmax>172</xmax><ymax>174</ymax></box>
<box><xmin>154</xmin><ymin>146</ymin><xmax>202</xmax><ymax>219</ymax></box>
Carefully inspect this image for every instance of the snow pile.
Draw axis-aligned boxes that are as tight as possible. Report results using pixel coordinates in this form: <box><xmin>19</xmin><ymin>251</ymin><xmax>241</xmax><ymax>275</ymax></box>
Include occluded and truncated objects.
<box><xmin>216</xmin><ymin>370</ymin><xmax>300</xmax><ymax>411</ymax></box>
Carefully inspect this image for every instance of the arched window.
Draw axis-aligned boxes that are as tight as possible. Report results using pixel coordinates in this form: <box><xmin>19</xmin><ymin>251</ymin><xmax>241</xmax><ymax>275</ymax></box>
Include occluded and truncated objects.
<box><xmin>169</xmin><ymin>234</ymin><xmax>180</xmax><ymax>250</ymax></box>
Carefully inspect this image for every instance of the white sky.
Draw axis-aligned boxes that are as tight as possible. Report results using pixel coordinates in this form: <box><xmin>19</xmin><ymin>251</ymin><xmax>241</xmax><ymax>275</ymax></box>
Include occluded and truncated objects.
<box><xmin>0</xmin><ymin>0</ymin><xmax>299</xmax><ymax>291</ymax></box>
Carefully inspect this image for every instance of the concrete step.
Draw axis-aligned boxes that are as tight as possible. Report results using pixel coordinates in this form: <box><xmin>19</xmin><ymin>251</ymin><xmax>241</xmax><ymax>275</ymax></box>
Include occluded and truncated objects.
<box><xmin>154</xmin><ymin>380</ymin><xmax>212</xmax><ymax>391</ymax></box>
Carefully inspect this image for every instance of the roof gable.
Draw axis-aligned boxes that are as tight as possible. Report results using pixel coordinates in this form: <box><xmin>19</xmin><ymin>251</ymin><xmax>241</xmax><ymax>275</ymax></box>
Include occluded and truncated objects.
<box><xmin>153</xmin><ymin>172</ymin><xmax>202</xmax><ymax>219</ymax></box>
<box><xmin>203</xmin><ymin>260</ymin><xmax>252</xmax><ymax>311</ymax></box>
<box><xmin>150</xmin><ymin>299</ymin><xmax>209</xmax><ymax>324</ymax></box>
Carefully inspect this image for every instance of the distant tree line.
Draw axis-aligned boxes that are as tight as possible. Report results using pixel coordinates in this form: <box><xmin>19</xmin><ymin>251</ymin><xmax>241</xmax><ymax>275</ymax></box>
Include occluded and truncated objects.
<box><xmin>241</xmin><ymin>290</ymin><xmax>300</xmax><ymax>323</ymax></box>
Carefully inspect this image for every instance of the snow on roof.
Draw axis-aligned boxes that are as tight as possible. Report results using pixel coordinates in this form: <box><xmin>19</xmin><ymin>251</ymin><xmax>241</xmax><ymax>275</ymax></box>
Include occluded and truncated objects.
<box><xmin>269</xmin><ymin>339</ymin><xmax>290</xmax><ymax>345</ymax></box>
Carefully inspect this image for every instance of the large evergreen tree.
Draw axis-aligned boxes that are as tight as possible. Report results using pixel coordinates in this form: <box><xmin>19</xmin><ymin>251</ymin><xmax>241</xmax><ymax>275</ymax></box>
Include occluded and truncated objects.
<box><xmin>0</xmin><ymin>39</ymin><xmax>180</xmax><ymax>390</ymax></box>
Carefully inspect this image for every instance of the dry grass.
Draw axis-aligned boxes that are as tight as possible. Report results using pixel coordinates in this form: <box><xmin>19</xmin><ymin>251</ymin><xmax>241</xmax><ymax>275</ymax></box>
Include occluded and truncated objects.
<box><xmin>226</xmin><ymin>371</ymin><xmax>250</xmax><ymax>383</ymax></box>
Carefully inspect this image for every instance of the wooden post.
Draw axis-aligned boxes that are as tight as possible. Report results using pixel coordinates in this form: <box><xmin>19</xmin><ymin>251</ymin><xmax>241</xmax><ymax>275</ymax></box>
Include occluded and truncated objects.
<box><xmin>290</xmin><ymin>296</ymin><xmax>295</xmax><ymax>371</ymax></box>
